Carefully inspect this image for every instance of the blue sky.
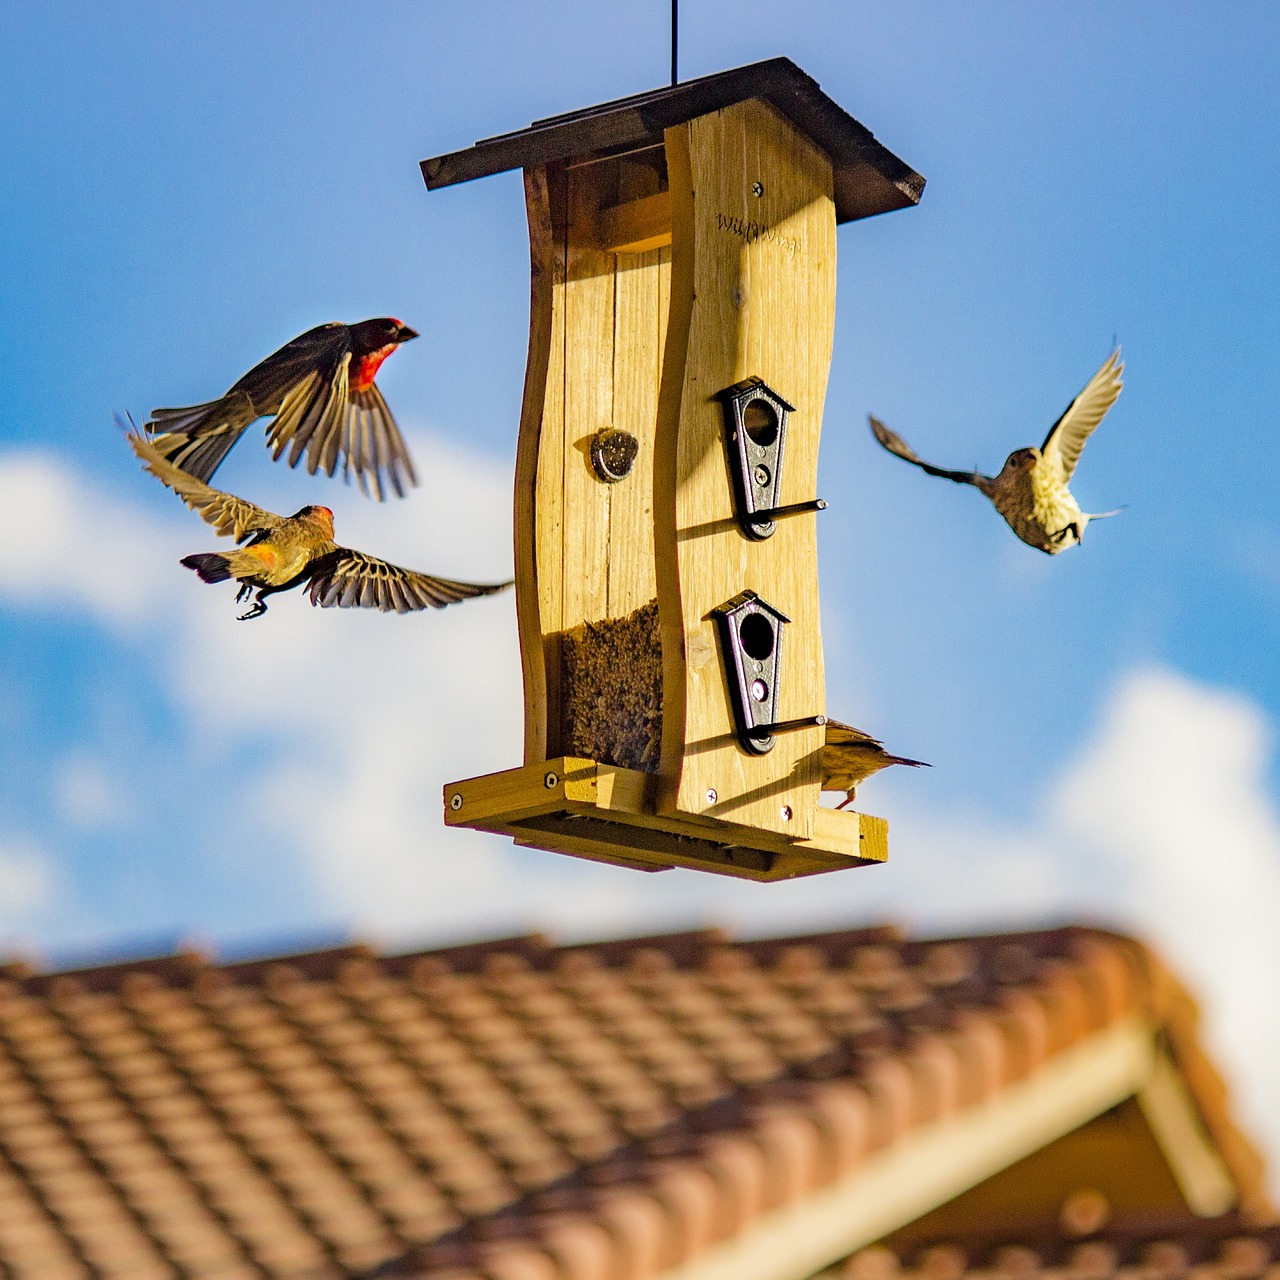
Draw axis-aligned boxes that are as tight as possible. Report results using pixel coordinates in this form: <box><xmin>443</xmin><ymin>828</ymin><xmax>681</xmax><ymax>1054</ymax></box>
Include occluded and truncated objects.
<box><xmin>3</xmin><ymin>1</ymin><xmax>1280</xmax><ymax>1168</ymax></box>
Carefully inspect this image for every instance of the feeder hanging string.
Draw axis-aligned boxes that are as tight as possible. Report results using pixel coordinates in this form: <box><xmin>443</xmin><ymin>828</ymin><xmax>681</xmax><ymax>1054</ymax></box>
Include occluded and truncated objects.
<box><xmin>671</xmin><ymin>0</ymin><xmax>678</xmax><ymax>85</ymax></box>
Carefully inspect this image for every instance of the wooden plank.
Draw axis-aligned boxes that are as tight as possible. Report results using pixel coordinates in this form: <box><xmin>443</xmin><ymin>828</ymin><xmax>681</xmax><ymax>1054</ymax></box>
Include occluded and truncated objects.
<box><xmin>561</xmin><ymin>168</ymin><xmax>615</xmax><ymax>635</ymax></box>
<box><xmin>801</xmin><ymin>807</ymin><xmax>885</xmax><ymax>865</ymax></box>
<box><xmin>656</xmin><ymin>100</ymin><xmax>837</xmax><ymax>840</ymax></box>
<box><xmin>608</xmin><ymin>261</ymin><xmax>660</xmax><ymax>616</ymax></box>
<box><xmin>596</xmin><ymin>191</ymin><xmax>672</xmax><ymax>254</ymax></box>
<box><xmin>511</xmin><ymin>831</ymin><xmax>669</xmax><ymax>874</ymax></box>
<box><xmin>1137</xmin><ymin>1051</ymin><xmax>1236</xmax><ymax>1216</ymax></box>
<box><xmin>519</xmin><ymin>166</ymin><xmax>568</xmax><ymax>761</ymax></box>
<box><xmin>445</xmin><ymin>758</ymin><xmax>881</xmax><ymax>878</ymax></box>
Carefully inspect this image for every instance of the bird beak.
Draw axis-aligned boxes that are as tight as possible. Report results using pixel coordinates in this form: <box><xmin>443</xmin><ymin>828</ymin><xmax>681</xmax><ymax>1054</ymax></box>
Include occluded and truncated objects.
<box><xmin>396</xmin><ymin>325</ymin><xmax>419</xmax><ymax>343</ymax></box>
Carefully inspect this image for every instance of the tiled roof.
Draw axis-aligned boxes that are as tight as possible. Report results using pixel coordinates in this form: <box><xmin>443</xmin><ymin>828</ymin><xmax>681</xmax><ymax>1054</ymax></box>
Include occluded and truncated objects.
<box><xmin>837</xmin><ymin>1216</ymin><xmax>1280</xmax><ymax>1280</ymax></box>
<box><xmin>0</xmin><ymin>925</ymin><xmax>1266</xmax><ymax>1280</ymax></box>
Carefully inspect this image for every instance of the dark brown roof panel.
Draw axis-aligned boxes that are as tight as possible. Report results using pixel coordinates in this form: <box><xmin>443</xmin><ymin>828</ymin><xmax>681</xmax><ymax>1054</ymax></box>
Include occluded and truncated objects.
<box><xmin>420</xmin><ymin>58</ymin><xmax>925</xmax><ymax>225</ymax></box>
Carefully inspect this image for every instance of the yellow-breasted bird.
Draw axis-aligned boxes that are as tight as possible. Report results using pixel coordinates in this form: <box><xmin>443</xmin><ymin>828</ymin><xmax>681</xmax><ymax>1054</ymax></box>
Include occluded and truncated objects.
<box><xmin>822</xmin><ymin>720</ymin><xmax>928</xmax><ymax>809</ymax></box>
<box><xmin>869</xmin><ymin>348</ymin><xmax>1124</xmax><ymax>554</ymax></box>
<box><xmin>146</xmin><ymin>318</ymin><xmax>419</xmax><ymax>501</ymax></box>
<box><xmin>128</xmin><ymin>431</ymin><xmax>510</xmax><ymax>621</ymax></box>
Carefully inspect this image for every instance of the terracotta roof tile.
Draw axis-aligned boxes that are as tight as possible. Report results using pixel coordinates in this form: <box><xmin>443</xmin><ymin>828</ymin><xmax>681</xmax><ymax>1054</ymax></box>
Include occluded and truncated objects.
<box><xmin>0</xmin><ymin>926</ymin><xmax>1267</xmax><ymax>1280</ymax></box>
<box><xmin>836</xmin><ymin>1220</ymin><xmax>1280</xmax><ymax>1280</ymax></box>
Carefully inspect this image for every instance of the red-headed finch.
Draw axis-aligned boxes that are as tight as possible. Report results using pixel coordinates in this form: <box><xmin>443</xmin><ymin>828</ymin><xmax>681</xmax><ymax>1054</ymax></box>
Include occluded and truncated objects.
<box><xmin>869</xmin><ymin>348</ymin><xmax>1124</xmax><ymax>554</ymax></box>
<box><xmin>822</xmin><ymin>720</ymin><xmax>928</xmax><ymax>809</ymax></box>
<box><xmin>128</xmin><ymin>431</ymin><xmax>510</xmax><ymax>621</ymax></box>
<box><xmin>146</xmin><ymin>318</ymin><xmax>419</xmax><ymax>500</ymax></box>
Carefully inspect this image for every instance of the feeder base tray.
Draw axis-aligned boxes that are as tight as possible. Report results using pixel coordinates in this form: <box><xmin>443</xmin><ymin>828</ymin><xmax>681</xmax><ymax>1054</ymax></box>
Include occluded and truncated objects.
<box><xmin>443</xmin><ymin>757</ymin><xmax>886</xmax><ymax>881</ymax></box>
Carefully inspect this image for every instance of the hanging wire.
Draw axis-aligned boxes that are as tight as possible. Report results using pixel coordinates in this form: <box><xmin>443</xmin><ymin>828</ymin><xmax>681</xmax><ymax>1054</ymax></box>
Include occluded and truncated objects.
<box><xmin>671</xmin><ymin>0</ymin><xmax>678</xmax><ymax>84</ymax></box>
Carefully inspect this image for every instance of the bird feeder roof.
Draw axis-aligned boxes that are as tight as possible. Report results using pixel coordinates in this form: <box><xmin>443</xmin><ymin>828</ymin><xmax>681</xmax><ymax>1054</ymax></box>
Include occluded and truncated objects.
<box><xmin>421</xmin><ymin>57</ymin><xmax>924</xmax><ymax>224</ymax></box>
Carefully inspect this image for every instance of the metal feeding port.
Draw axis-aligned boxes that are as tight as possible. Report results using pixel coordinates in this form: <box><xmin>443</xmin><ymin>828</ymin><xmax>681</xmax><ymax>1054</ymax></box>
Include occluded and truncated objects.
<box><xmin>717</xmin><ymin>378</ymin><xmax>793</xmax><ymax>539</ymax></box>
<box><xmin>713</xmin><ymin>590</ymin><xmax>828</xmax><ymax>755</ymax></box>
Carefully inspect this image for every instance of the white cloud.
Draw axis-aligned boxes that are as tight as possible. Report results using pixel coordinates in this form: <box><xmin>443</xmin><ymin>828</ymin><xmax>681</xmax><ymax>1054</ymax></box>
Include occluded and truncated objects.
<box><xmin>0</xmin><ymin>836</ymin><xmax>55</xmax><ymax>940</ymax></box>
<box><xmin>1051</xmin><ymin>668</ymin><xmax>1280</xmax><ymax>1177</ymax></box>
<box><xmin>0</xmin><ymin>451</ymin><xmax>169</xmax><ymax>625</ymax></box>
<box><xmin>54</xmin><ymin>754</ymin><xmax>123</xmax><ymax>830</ymax></box>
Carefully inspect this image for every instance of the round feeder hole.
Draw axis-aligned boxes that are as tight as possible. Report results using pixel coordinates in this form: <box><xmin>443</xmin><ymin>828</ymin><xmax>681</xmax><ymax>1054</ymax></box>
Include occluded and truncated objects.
<box><xmin>738</xmin><ymin>611</ymin><xmax>775</xmax><ymax>661</ymax></box>
<box><xmin>742</xmin><ymin>398</ymin><xmax>779</xmax><ymax>448</ymax></box>
<box><xmin>750</xmin><ymin>678</ymin><xmax>768</xmax><ymax>702</ymax></box>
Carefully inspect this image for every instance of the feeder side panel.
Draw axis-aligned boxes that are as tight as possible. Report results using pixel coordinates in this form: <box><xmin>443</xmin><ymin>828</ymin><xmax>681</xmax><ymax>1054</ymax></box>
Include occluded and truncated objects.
<box><xmin>656</xmin><ymin>99</ymin><xmax>836</xmax><ymax>839</ymax></box>
<box><xmin>516</xmin><ymin>166</ymin><xmax>565</xmax><ymax>763</ymax></box>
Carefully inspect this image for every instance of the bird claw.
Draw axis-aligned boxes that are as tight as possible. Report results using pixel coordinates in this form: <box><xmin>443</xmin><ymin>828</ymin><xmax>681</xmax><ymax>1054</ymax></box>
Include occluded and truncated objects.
<box><xmin>237</xmin><ymin>600</ymin><xmax>267</xmax><ymax>621</ymax></box>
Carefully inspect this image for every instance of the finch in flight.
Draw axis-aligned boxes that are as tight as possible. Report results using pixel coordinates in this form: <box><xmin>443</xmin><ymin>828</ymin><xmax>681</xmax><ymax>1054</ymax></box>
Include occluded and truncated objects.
<box><xmin>128</xmin><ymin>431</ymin><xmax>510</xmax><ymax>621</ymax></box>
<box><xmin>869</xmin><ymin>349</ymin><xmax>1124</xmax><ymax>554</ymax></box>
<box><xmin>822</xmin><ymin>720</ymin><xmax>928</xmax><ymax>809</ymax></box>
<box><xmin>146</xmin><ymin>318</ymin><xmax>420</xmax><ymax>501</ymax></box>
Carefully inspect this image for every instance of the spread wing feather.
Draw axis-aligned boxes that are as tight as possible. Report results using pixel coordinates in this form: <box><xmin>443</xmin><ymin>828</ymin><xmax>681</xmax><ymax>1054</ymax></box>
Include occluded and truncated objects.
<box><xmin>343</xmin><ymin>383</ymin><xmax>418</xmax><ymax>500</ymax></box>
<box><xmin>307</xmin><ymin>549</ymin><xmax>511</xmax><ymax>613</ymax></box>
<box><xmin>128</xmin><ymin>432</ymin><xmax>283</xmax><ymax>543</ymax></box>
<box><xmin>869</xmin><ymin>416</ymin><xmax>994</xmax><ymax>491</ymax></box>
<box><xmin>1040</xmin><ymin>348</ymin><xmax>1124</xmax><ymax>481</ymax></box>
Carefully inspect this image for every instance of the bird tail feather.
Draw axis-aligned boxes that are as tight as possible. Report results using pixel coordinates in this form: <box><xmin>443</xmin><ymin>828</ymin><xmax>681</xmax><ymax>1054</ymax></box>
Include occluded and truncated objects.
<box><xmin>146</xmin><ymin>391</ymin><xmax>256</xmax><ymax>483</ymax></box>
<box><xmin>180</xmin><ymin>553</ymin><xmax>232</xmax><ymax>584</ymax></box>
<box><xmin>886</xmin><ymin>755</ymin><xmax>930</xmax><ymax>769</ymax></box>
<box><xmin>1086</xmin><ymin>506</ymin><xmax>1125</xmax><ymax>521</ymax></box>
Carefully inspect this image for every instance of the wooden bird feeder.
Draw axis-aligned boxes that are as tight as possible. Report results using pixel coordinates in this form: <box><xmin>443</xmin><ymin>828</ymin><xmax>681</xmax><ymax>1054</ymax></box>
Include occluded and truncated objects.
<box><xmin>424</xmin><ymin>59</ymin><xmax>924</xmax><ymax>880</ymax></box>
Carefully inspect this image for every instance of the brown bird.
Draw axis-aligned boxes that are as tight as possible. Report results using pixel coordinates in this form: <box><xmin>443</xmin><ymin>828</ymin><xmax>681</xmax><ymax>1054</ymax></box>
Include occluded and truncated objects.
<box><xmin>147</xmin><ymin>318</ymin><xmax>419</xmax><ymax>501</ymax></box>
<box><xmin>869</xmin><ymin>349</ymin><xmax>1124</xmax><ymax>554</ymax></box>
<box><xmin>822</xmin><ymin>720</ymin><xmax>928</xmax><ymax>809</ymax></box>
<box><xmin>128</xmin><ymin>431</ymin><xmax>510</xmax><ymax>621</ymax></box>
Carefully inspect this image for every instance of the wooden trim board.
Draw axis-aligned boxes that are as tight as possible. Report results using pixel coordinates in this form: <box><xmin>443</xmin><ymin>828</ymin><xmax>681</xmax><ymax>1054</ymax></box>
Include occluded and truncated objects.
<box><xmin>656</xmin><ymin>1020</ymin><xmax>1159</xmax><ymax>1280</ymax></box>
<box><xmin>444</xmin><ymin>758</ymin><xmax>884</xmax><ymax>881</ymax></box>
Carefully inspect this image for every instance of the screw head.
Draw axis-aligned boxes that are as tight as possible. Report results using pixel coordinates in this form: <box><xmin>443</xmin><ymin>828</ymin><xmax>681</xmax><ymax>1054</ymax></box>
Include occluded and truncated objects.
<box><xmin>780</xmin><ymin>805</ymin><xmax>792</xmax><ymax>821</ymax></box>
<box><xmin>752</xmin><ymin>181</ymin><xmax>764</xmax><ymax>197</ymax></box>
<box><xmin>753</xmin><ymin>464</ymin><xmax>771</xmax><ymax>488</ymax></box>
<box><xmin>449</xmin><ymin>793</ymin><xmax>463</xmax><ymax>811</ymax></box>
<box><xmin>706</xmin><ymin>788</ymin><xmax>718</xmax><ymax>805</ymax></box>
<box><xmin>544</xmin><ymin>772</ymin><xmax>559</xmax><ymax>789</ymax></box>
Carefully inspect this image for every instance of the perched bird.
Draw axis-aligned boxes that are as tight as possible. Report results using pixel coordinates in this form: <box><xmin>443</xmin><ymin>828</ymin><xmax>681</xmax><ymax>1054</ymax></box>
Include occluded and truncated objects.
<box><xmin>128</xmin><ymin>431</ymin><xmax>510</xmax><ymax>621</ymax></box>
<box><xmin>869</xmin><ymin>349</ymin><xmax>1124</xmax><ymax>554</ymax></box>
<box><xmin>147</xmin><ymin>318</ymin><xmax>420</xmax><ymax>501</ymax></box>
<box><xmin>821</xmin><ymin>720</ymin><xmax>928</xmax><ymax>809</ymax></box>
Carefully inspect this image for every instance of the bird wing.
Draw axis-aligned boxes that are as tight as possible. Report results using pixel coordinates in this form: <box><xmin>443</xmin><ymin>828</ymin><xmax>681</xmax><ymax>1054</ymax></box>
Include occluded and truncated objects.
<box><xmin>128</xmin><ymin>431</ymin><xmax>284</xmax><ymax>543</ymax></box>
<box><xmin>306</xmin><ymin>547</ymin><xmax>512</xmax><ymax>613</ymax></box>
<box><xmin>1040</xmin><ymin>348</ymin><xmax>1123</xmax><ymax>481</ymax></box>
<box><xmin>340</xmin><ymin>382</ymin><xmax>419</xmax><ymax>500</ymax></box>
<box><xmin>266</xmin><ymin>357</ymin><xmax>350</xmax><ymax>477</ymax></box>
<box><xmin>824</xmin><ymin>720</ymin><xmax>882</xmax><ymax>750</ymax></box>
<box><xmin>869</xmin><ymin>416</ymin><xmax>993</xmax><ymax>490</ymax></box>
